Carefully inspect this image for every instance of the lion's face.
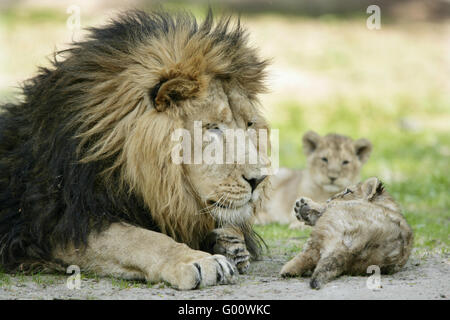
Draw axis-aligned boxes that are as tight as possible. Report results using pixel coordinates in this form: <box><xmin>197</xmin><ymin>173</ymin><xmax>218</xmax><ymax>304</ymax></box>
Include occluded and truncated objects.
<box><xmin>73</xmin><ymin>12</ymin><xmax>270</xmax><ymax>245</ymax></box>
<box><xmin>302</xmin><ymin>131</ymin><xmax>372</xmax><ymax>193</ymax></box>
<box><xmin>182</xmin><ymin>80</ymin><xmax>270</xmax><ymax>225</ymax></box>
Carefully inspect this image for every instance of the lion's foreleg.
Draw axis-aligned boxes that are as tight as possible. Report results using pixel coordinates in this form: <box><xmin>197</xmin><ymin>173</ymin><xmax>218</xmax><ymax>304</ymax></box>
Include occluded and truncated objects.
<box><xmin>202</xmin><ymin>227</ymin><xmax>251</xmax><ymax>274</ymax></box>
<box><xmin>53</xmin><ymin>222</ymin><xmax>236</xmax><ymax>290</ymax></box>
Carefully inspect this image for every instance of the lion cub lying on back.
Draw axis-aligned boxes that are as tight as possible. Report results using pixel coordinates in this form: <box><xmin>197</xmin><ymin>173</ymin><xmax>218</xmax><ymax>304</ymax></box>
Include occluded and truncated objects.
<box><xmin>280</xmin><ymin>177</ymin><xmax>413</xmax><ymax>289</ymax></box>
<box><xmin>256</xmin><ymin>131</ymin><xmax>372</xmax><ymax>226</ymax></box>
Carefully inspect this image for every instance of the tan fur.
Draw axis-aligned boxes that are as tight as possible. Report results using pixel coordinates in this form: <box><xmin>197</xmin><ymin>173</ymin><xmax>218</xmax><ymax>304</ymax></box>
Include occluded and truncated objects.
<box><xmin>51</xmin><ymin>12</ymin><xmax>270</xmax><ymax>289</ymax></box>
<box><xmin>53</xmin><ymin>223</ymin><xmax>236</xmax><ymax>289</ymax></box>
<box><xmin>256</xmin><ymin>131</ymin><xmax>372</xmax><ymax>227</ymax></box>
<box><xmin>69</xmin><ymin>14</ymin><xmax>270</xmax><ymax>247</ymax></box>
<box><xmin>280</xmin><ymin>177</ymin><xmax>414</xmax><ymax>289</ymax></box>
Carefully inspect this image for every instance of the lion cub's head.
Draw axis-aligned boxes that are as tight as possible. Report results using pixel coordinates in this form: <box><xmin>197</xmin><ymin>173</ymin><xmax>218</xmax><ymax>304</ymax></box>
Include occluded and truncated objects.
<box><xmin>302</xmin><ymin>131</ymin><xmax>372</xmax><ymax>194</ymax></box>
<box><xmin>296</xmin><ymin>177</ymin><xmax>401</xmax><ymax>226</ymax></box>
<box><xmin>327</xmin><ymin>177</ymin><xmax>401</xmax><ymax>213</ymax></box>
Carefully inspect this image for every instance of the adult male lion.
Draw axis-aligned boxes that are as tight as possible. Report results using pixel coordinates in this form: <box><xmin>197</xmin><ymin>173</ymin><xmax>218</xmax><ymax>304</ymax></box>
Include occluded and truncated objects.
<box><xmin>0</xmin><ymin>10</ymin><xmax>270</xmax><ymax>290</ymax></box>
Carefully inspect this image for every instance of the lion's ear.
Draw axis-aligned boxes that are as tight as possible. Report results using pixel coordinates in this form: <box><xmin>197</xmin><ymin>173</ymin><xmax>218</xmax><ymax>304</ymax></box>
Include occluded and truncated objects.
<box><xmin>354</xmin><ymin>138</ymin><xmax>372</xmax><ymax>164</ymax></box>
<box><xmin>302</xmin><ymin>131</ymin><xmax>321</xmax><ymax>155</ymax></box>
<box><xmin>150</xmin><ymin>77</ymin><xmax>201</xmax><ymax>112</ymax></box>
<box><xmin>361</xmin><ymin>177</ymin><xmax>384</xmax><ymax>200</ymax></box>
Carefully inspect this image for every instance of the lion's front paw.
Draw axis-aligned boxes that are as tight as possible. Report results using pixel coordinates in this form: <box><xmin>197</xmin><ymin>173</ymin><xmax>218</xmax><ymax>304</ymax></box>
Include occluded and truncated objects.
<box><xmin>168</xmin><ymin>254</ymin><xmax>237</xmax><ymax>290</ymax></box>
<box><xmin>217</xmin><ymin>239</ymin><xmax>250</xmax><ymax>275</ymax></box>
<box><xmin>204</xmin><ymin>229</ymin><xmax>251</xmax><ymax>274</ymax></box>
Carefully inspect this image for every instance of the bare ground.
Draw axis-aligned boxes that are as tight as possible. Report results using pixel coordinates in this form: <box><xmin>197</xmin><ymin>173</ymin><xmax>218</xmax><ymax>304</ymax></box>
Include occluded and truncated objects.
<box><xmin>0</xmin><ymin>250</ymin><xmax>448</xmax><ymax>300</ymax></box>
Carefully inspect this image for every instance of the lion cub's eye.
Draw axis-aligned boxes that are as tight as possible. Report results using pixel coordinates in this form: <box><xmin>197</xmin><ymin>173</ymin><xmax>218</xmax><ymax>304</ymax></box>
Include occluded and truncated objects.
<box><xmin>321</xmin><ymin>157</ymin><xmax>328</xmax><ymax>163</ymax></box>
<box><xmin>342</xmin><ymin>160</ymin><xmax>350</xmax><ymax>165</ymax></box>
<box><xmin>343</xmin><ymin>188</ymin><xmax>353</xmax><ymax>195</ymax></box>
<box><xmin>247</xmin><ymin>121</ymin><xmax>254</xmax><ymax>128</ymax></box>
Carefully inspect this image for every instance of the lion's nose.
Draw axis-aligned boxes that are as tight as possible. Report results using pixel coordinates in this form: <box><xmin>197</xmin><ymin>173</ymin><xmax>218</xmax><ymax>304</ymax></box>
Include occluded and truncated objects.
<box><xmin>243</xmin><ymin>175</ymin><xmax>267</xmax><ymax>192</ymax></box>
<box><xmin>329</xmin><ymin>176</ymin><xmax>337</xmax><ymax>183</ymax></box>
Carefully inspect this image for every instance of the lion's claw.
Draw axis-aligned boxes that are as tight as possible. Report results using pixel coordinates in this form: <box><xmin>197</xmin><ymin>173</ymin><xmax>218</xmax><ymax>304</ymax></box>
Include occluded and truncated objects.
<box><xmin>171</xmin><ymin>254</ymin><xmax>236</xmax><ymax>290</ymax></box>
<box><xmin>203</xmin><ymin>228</ymin><xmax>251</xmax><ymax>274</ymax></box>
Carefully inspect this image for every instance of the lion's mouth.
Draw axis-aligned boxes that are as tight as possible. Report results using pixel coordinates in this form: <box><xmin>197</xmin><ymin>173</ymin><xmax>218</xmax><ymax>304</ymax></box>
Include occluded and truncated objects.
<box><xmin>205</xmin><ymin>198</ymin><xmax>254</xmax><ymax>225</ymax></box>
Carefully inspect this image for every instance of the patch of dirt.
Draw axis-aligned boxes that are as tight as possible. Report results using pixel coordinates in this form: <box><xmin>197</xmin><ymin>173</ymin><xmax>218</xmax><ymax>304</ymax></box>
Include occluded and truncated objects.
<box><xmin>0</xmin><ymin>252</ymin><xmax>448</xmax><ymax>300</ymax></box>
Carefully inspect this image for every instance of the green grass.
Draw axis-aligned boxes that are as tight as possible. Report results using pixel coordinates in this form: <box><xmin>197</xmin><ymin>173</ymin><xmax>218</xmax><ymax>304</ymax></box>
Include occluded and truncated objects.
<box><xmin>110</xmin><ymin>277</ymin><xmax>155</xmax><ymax>289</ymax></box>
<box><xmin>0</xmin><ymin>6</ymin><xmax>448</xmax><ymax>290</ymax></box>
<box><xmin>30</xmin><ymin>272</ymin><xmax>65</xmax><ymax>287</ymax></box>
<box><xmin>0</xmin><ymin>8</ymin><xmax>66</xmax><ymax>27</ymax></box>
<box><xmin>0</xmin><ymin>269</ymin><xmax>68</xmax><ymax>289</ymax></box>
<box><xmin>262</xmin><ymin>97</ymin><xmax>449</xmax><ymax>253</ymax></box>
<box><xmin>0</xmin><ymin>273</ymin><xmax>12</xmax><ymax>288</ymax></box>
<box><xmin>255</xmin><ymin>223</ymin><xmax>311</xmax><ymax>260</ymax></box>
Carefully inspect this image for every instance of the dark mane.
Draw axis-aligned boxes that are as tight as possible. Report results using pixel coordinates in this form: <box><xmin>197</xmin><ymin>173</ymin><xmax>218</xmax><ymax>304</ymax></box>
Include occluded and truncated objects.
<box><xmin>0</xmin><ymin>10</ymin><xmax>267</xmax><ymax>271</ymax></box>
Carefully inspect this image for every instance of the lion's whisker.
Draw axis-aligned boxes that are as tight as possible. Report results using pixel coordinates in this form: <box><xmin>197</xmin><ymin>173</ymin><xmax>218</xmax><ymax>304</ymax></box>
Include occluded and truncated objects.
<box><xmin>215</xmin><ymin>192</ymin><xmax>231</xmax><ymax>227</ymax></box>
<box><xmin>196</xmin><ymin>193</ymin><xmax>225</xmax><ymax>215</ymax></box>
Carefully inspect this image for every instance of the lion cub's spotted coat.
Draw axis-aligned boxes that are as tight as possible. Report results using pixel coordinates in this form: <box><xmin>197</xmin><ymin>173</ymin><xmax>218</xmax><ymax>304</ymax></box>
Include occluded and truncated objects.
<box><xmin>280</xmin><ymin>177</ymin><xmax>413</xmax><ymax>289</ymax></box>
<box><xmin>256</xmin><ymin>131</ymin><xmax>372</xmax><ymax>227</ymax></box>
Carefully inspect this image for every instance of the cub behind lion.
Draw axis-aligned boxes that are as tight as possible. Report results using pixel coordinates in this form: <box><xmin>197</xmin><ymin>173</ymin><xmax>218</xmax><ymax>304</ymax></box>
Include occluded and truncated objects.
<box><xmin>280</xmin><ymin>177</ymin><xmax>413</xmax><ymax>289</ymax></box>
<box><xmin>256</xmin><ymin>131</ymin><xmax>372</xmax><ymax>227</ymax></box>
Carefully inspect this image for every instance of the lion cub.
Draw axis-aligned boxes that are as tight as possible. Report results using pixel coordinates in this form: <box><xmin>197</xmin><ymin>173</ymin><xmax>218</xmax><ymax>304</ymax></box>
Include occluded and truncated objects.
<box><xmin>280</xmin><ymin>177</ymin><xmax>413</xmax><ymax>289</ymax></box>
<box><xmin>256</xmin><ymin>131</ymin><xmax>372</xmax><ymax>227</ymax></box>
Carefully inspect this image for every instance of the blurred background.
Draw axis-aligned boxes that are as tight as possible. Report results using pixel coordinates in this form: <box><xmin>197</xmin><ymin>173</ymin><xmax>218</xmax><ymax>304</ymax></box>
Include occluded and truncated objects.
<box><xmin>0</xmin><ymin>0</ymin><xmax>448</xmax><ymax>252</ymax></box>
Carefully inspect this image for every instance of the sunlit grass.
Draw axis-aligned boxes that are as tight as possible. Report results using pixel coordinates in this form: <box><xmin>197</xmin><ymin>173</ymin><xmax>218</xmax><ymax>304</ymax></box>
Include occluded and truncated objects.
<box><xmin>264</xmin><ymin>98</ymin><xmax>449</xmax><ymax>252</ymax></box>
<box><xmin>0</xmin><ymin>273</ymin><xmax>12</xmax><ymax>288</ymax></box>
<box><xmin>0</xmin><ymin>5</ymin><xmax>447</xmax><ymax>291</ymax></box>
<box><xmin>0</xmin><ymin>8</ymin><xmax>66</xmax><ymax>26</ymax></box>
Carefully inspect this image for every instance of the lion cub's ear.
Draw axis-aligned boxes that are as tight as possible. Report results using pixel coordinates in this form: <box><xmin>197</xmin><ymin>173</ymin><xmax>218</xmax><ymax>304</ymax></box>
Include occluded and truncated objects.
<box><xmin>361</xmin><ymin>177</ymin><xmax>384</xmax><ymax>200</ymax></box>
<box><xmin>302</xmin><ymin>131</ymin><xmax>322</xmax><ymax>155</ymax></box>
<box><xmin>354</xmin><ymin>138</ymin><xmax>372</xmax><ymax>164</ymax></box>
<box><xmin>150</xmin><ymin>77</ymin><xmax>202</xmax><ymax>112</ymax></box>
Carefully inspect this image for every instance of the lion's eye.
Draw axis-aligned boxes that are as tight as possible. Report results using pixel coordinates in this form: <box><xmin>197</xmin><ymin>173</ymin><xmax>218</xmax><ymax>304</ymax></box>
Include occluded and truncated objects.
<box><xmin>321</xmin><ymin>157</ymin><xmax>328</xmax><ymax>163</ymax></box>
<box><xmin>247</xmin><ymin>121</ymin><xmax>254</xmax><ymax>128</ymax></box>
<box><xmin>205</xmin><ymin>124</ymin><xmax>222</xmax><ymax>134</ymax></box>
<box><xmin>342</xmin><ymin>160</ymin><xmax>350</xmax><ymax>165</ymax></box>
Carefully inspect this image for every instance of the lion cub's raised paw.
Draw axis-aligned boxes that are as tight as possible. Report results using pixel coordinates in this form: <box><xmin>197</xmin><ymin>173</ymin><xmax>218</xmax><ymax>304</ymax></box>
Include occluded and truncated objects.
<box><xmin>294</xmin><ymin>197</ymin><xmax>324</xmax><ymax>226</ymax></box>
<box><xmin>203</xmin><ymin>228</ymin><xmax>251</xmax><ymax>274</ymax></box>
